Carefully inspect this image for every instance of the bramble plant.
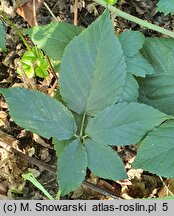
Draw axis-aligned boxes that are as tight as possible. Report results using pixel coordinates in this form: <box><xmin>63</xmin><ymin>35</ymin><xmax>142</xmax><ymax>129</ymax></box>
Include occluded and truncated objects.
<box><xmin>1</xmin><ymin>9</ymin><xmax>174</xmax><ymax>196</ymax></box>
<box><xmin>1</xmin><ymin>0</ymin><xmax>174</xmax><ymax>198</ymax></box>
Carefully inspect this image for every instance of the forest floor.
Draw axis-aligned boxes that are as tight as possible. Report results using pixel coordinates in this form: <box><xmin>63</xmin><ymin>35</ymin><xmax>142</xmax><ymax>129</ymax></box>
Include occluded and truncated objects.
<box><xmin>0</xmin><ymin>0</ymin><xmax>174</xmax><ymax>200</ymax></box>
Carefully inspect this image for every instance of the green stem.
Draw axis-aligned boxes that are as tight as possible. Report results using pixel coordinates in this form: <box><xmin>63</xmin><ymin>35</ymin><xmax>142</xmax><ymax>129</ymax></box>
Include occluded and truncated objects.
<box><xmin>82</xmin><ymin>135</ymin><xmax>89</xmax><ymax>139</ymax></box>
<box><xmin>46</xmin><ymin>55</ymin><xmax>58</xmax><ymax>78</ymax></box>
<box><xmin>80</xmin><ymin>111</ymin><xmax>86</xmax><ymax>138</ymax></box>
<box><xmin>0</xmin><ymin>11</ymin><xmax>31</xmax><ymax>51</ymax></box>
<box><xmin>94</xmin><ymin>0</ymin><xmax>174</xmax><ymax>38</ymax></box>
<box><xmin>74</xmin><ymin>134</ymin><xmax>79</xmax><ymax>139</ymax></box>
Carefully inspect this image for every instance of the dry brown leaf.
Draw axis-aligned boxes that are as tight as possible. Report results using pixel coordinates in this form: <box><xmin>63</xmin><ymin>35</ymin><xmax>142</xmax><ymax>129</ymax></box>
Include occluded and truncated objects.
<box><xmin>0</xmin><ymin>130</ymin><xmax>17</xmax><ymax>146</ymax></box>
<box><xmin>127</xmin><ymin>168</ymin><xmax>143</xmax><ymax>180</ymax></box>
<box><xmin>0</xmin><ymin>111</ymin><xmax>10</xmax><ymax>130</ymax></box>
<box><xmin>71</xmin><ymin>186</ymin><xmax>85</xmax><ymax>199</ymax></box>
<box><xmin>167</xmin><ymin>178</ymin><xmax>174</xmax><ymax>194</ymax></box>
<box><xmin>39</xmin><ymin>148</ymin><xmax>50</xmax><ymax>162</ymax></box>
<box><xmin>16</xmin><ymin>0</ymin><xmax>44</xmax><ymax>26</ymax></box>
<box><xmin>33</xmin><ymin>133</ymin><xmax>53</xmax><ymax>149</ymax></box>
<box><xmin>158</xmin><ymin>186</ymin><xmax>168</xmax><ymax>198</ymax></box>
<box><xmin>0</xmin><ymin>194</ymin><xmax>10</xmax><ymax>200</ymax></box>
<box><xmin>158</xmin><ymin>178</ymin><xmax>174</xmax><ymax>197</ymax></box>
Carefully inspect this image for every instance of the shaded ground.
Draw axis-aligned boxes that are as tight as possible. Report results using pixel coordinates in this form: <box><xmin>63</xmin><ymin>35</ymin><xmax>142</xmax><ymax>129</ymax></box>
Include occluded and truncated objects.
<box><xmin>0</xmin><ymin>0</ymin><xmax>174</xmax><ymax>200</ymax></box>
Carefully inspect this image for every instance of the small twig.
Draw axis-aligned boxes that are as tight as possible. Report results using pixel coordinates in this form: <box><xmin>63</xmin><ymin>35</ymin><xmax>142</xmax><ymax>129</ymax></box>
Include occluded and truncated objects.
<box><xmin>46</xmin><ymin>55</ymin><xmax>58</xmax><ymax>95</ymax></box>
<box><xmin>159</xmin><ymin>177</ymin><xmax>174</xmax><ymax>196</ymax></box>
<box><xmin>46</xmin><ymin>55</ymin><xmax>58</xmax><ymax>79</ymax></box>
<box><xmin>83</xmin><ymin>180</ymin><xmax>120</xmax><ymax>199</ymax></box>
<box><xmin>52</xmin><ymin>1</ymin><xmax>59</xmax><ymax>12</ymax></box>
<box><xmin>33</xmin><ymin>0</ymin><xmax>38</xmax><ymax>26</ymax></box>
<box><xmin>74</xmin><ymin>0</ymin><xmax>78</xmax><ymax>25</ymax></box>
<box><xmin>49</xmin><ymin>79</ymin><xmax>58</xmax><ymax>96</ymax></box>
<box><xmin>43</xmin><ymin>2</ymin><xmax>58</xmax><ymax>21</ymax></box>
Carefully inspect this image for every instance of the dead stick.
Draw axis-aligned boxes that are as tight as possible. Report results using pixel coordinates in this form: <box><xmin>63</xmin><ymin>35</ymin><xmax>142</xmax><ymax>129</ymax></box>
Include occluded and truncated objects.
<box><xmin>74</xmin><ymin>0</ymin><xmax>78</xmax><ymax>25</ymax></box>
<box><xmin>33</xmin><ymin>0</ymin><xmax>38</xmax><ymax>26</ymax></box>
<box><xmin>0</xmin><ymin>140</ymin><xmax>55</xmax><ymax>173</ymax></box>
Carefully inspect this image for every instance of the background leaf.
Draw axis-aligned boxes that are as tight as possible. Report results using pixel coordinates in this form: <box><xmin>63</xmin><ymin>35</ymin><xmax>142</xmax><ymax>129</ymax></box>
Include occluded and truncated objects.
<box><xmin>84</xmin><ymin>139</ymin><xmax>127</xmax><ymax>179</ymax></box>
<box><xmin>86</xmin><ymin>102</ymin><xmax>168</xmax><ymax>145</ymax></box>
<box><xmin>119</xmin><ymin>30</ymin><xmax>154</xmax><ymax>77</ymax></box>
<box><xmin>118</xmin><ymin>74</ymin><xmax>139</xmax><ymax>102</ymax></box>
<box><xmin>139</xmin><ymin>38</ymin><xmax>174</xmax><ymax>115</ymax></box>
<box><xmin>0</xmin><ymin>87</ymin><xmax>76</xmax><ymax>140</ymax></box>
<box><xmin>60</xmin><ymin>10</ymin><xmax>127</xmax><ymax>115</ymax></box>
<box><xmin>157</xmin><ymin>0</ymin><xmax>174</xmax><ymax>15</ymax></box>
<box><xmin>24</xmin><ymin>22</ymin><xmax>83</xmax><ymax>61</ymax></box>
<box><xmin>133</xmin><ymin>120</ymin><xmax>174</xmax><ymax>178</ymax></box>
<box><xmin>119</xmin><ymin>30</ymin><xmax>145</xmax><ymax>57</ymax></box>
<box><xmin>58</xmin><ymin>139</ymin><xmax>87</xmax><ymax>195</ymax></box>
<box><xmin>0</xmin><ymin>20</ymin><xmax>6</xmax><ymax>51</ymax></box>
<box><xmin>126</xmin><ymin>53</ymin><xmax>154</xmax><ymax>78</ymax></box>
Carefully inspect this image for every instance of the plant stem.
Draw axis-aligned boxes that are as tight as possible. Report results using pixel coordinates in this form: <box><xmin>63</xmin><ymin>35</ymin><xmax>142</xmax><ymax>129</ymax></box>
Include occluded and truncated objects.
<box><xmin>80</xmin><ymin>111</ymin><xmax>86</xmax><ymax>138</ymax></box>
<box><xmin>46</xmin><ymin>55</ymin><xmax>58</xmax><ymax>78</ymax></box>
<box><xmin>44</xmin><ymin>2</ymin><xmax>58</xmax><ymax>21</ymax></box>
<box><xmin>94</xmin><ymin>0</ymin><xmax>174</xmax><ymax>38</ymax></box>
<box><xmin>0</xmin><ymin>11</ymin><xmax>31</xmax><ymax>51</ymax></box>
<box><xmin>74</xmin><ymin>134</ymin><xmax>79</xmax><ymax>139</ymax></box>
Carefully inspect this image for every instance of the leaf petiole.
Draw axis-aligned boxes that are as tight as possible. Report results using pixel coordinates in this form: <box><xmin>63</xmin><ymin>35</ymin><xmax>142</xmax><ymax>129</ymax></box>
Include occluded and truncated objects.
<box><xmin>79</xmin><ymin>111</ymin><xmax>87</xmax><ymax>140</ymax></box>
<box><xmin>0</xmin><ymin>11</ymin><xmax>31</xmax><ymax>51</ymax></box>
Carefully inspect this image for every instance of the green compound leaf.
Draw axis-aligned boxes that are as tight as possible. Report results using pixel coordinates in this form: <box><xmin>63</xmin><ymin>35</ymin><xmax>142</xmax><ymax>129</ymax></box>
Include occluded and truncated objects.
<box><xmin>118</xmin><ymin>74</ymin><xmax>139</xmax><ymax>102</ymax></box>
<box><xmin>18</xmin><ymin>47</ymin><xmax>49</xmax><ymax>78</ymax></box>
<box><xmin>139</xmin><ymin>38</ymin><xmax>174</xmax><ymax>115</ymax></box>
<box><xmin>58</xmin><ymin>139</ymin><xmax>87</xmax><ymax>195</ymax></box>
<box><xmin>0</xmin><ymin>87</ymin><xmax>76</xmax><ymax>140</ymax></box>
<box><xmin>24</xmin><ymin>22</ymin><xmax>83</xmax><ymax>61</ymax></box>
<box><xmin>86</xmin><ymin>102</ymin><xmax>168</xmax><ymax>146</ymax></box>
<box><xmin>0</xmin><ymin>20</ymin><xmax>6</xmax><ymax>51</ymax></box>
<box><xmin>133</xmin><ymin>120</ymin><xmax>174</xmax><ymax>178</ymax></box>
<box><xmin>119</xmin><ymin>30</ymin><xmax>154</xmax><ymax>77</ymax></box>
<box><xmin>60</xmin><ymin>10</ymin><xmax>127</xmax><ymax>115</ymax></box>
<box><xmin>157</xmin><ymin>0</ymin><xmax>174</xmax><ymax>15</ymax></box>
<box><xmin>84</xmin><ymin>139</ymin><xmax>127</xmax><ymax>180</ymax></box>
